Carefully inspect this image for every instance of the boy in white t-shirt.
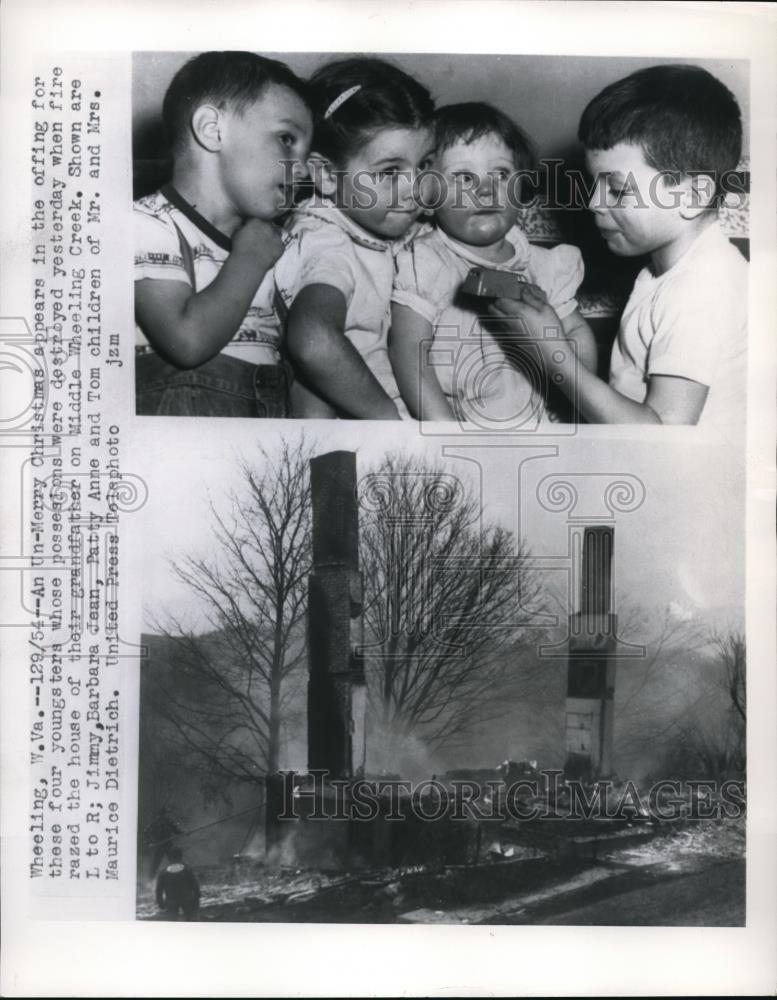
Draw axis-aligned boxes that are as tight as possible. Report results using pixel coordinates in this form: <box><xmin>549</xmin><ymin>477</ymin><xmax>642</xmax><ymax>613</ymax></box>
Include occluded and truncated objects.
<box><xmin>490</xmin><ymin>64</ymin><xmax>747</xmax><ymax>428</ymax></box>
<box><xmin>134</xmin><ymin>51</ymin><xmax>312</xmax><ymax>417</ymax></box>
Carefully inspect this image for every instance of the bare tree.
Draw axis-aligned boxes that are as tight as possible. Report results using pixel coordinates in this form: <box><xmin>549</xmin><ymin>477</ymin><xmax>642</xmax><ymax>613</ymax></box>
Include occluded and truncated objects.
<box><xmin>611</xmin><ymin>609</ymin><xmax>746</xmax><ymax>780</ymax></box>
<box><xmin>146</xmin><ymin>437</ymin><xmax>314</xmax><ymax>785</ymax></box>
<box><xmin>673</xmin><ymin>628</ymin><xmax>746</xmax><ymax>778</ymax></box>
<box><xmin>145</xmin><ymin>446</ymin><xmax>547</xmax><ymax>782</ymax></box>
<box><xmin>714</xmin><ymin>628</ymin><xmax>746</xmax><ymax>728</ymax></box>
<box><xmin>358</xmin><ymin>453</ymin><xmax>545</xmax><ymax>753</ymax></box>
<box><xmin>614</xmin><ymin>604</ymin><xmax>703</xmax><ymax>738</ymax></box>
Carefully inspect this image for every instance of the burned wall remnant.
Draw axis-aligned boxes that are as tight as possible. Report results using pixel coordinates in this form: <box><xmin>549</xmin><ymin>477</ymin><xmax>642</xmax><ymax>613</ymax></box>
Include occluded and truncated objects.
<box><xmin>307</xmin><ymin>451</ymin><xmax>367</xmax><ymax>780</ymax></box>
<box><xmin>565</xmin><ymin>526</ymin><xmax>617</xmax><ymax>779</ymax></box>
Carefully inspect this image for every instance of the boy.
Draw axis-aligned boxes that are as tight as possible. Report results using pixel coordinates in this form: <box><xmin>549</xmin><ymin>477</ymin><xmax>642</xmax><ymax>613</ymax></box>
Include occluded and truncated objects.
<box><xmin>134</xmin><ymin>51</ymin><xmax>312</xmax><ymax>417</ymax></box>
<box><xmin>490</xmin><ymin>64</ymin><xmax>747</xmax><ymax>427</ymax></box>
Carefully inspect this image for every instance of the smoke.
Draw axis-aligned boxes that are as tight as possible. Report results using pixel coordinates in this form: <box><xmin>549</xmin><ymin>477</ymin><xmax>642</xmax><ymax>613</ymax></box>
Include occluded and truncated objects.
<box><xmin>366</xmin><ymin>726</ymin><xmax>441</xmax><ymax>781</ymax></box>
<box><xmin>668</xmin><ymin>600</ymin><xmax>698</xmax><ymax>623</ymax></box>
<box><xmin>265</xmin><ymin>823</ymin><xmax>347</xmax><ymax>872</ymax></box>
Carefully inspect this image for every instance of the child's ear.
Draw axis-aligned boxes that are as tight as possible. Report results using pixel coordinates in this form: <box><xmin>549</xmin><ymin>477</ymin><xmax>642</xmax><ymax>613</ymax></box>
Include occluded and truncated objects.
<box><xmin>191</xmin><ymin>104</ymin><xmax>223</xmax><ymax>153</ymax></box>
<box><xmin>307</xmin><ymin>152</ymin><xmax>338</xmax><ymax>198</ymax></box>
<box><xmin>679</xmin><ymin>173</ymin><xmax>716</xmax><ymax>219</ymax></box>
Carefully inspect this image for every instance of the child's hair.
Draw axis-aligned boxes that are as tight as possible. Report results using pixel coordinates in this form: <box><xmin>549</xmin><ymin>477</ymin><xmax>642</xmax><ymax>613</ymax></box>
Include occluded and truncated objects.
<box><xmin>578</xmin><ymin>64</ymin><xmax>742</xmax><ymax>202</ymax></box>
<box><xmin>308</xmin><ymin>57</ymin><xmax>435</xmax><ymax>164</ymax></box>
<box><xmin>162</xmin><ymin>51</ymin><xmax>309</xmax><ymax>153</ymax></box>
<box><xmin>434</xmin><ymin>102</ymin><xmax>536</xmax><ymax>173</ymax></box>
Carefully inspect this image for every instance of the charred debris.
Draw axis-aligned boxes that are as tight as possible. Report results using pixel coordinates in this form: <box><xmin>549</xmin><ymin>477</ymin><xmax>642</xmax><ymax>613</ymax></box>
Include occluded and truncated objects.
<box><xmin>264</xmin><ymin>451</ymin><xmax>653</xmax><ymax>872</ymax></box>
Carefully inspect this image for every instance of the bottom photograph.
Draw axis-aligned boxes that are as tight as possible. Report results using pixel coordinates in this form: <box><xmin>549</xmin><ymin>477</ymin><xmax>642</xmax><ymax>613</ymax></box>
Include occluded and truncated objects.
<box><xmin>133</xmin><ymin>426</ymin><xmax>745</xmax><ymax>926</ymax></box>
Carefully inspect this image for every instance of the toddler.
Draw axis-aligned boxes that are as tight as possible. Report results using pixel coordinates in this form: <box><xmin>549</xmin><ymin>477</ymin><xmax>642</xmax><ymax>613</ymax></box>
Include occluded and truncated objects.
<box><xmin>390</xmin><ymin>102</ymin><xmax>597</xmax><ymax>425</ymax></box>
<box><xmin>275</xmin><ymin>57</ymin><xmax>436</xmax><ymax>419</ymax></box>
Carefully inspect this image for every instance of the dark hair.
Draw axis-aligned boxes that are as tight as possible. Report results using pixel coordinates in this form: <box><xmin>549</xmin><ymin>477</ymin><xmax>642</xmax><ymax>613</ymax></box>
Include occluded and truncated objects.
<box><xmin>434</xmin><ymin>102</ymin><xmax>535</xmax><ymax>172</ymax></box>
<box><xmin>168</xmin><ymin>847</ymin><xmax>183</xmax><ymax>861</ymax></box>
<box><xmin>578</xmin><ymin>64</ymin><xmax>742</xmax><ymax>200</ymax></box>
<box><xmin>162</xmin><ymin>51</ymin><xmax>309</xmax><ymax>152</ymax></box>
<box><xmin>308</xmin><ymin>57</ymin><xmax>435</xmax><ymax>164</ymax></box>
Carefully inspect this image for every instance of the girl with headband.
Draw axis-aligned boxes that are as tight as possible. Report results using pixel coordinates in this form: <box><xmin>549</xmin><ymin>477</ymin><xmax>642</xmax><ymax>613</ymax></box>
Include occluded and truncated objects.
<box><xmin>275</xmin><ymin>57</ymin><xmax>435</xmax><ymax>418</ymax></box>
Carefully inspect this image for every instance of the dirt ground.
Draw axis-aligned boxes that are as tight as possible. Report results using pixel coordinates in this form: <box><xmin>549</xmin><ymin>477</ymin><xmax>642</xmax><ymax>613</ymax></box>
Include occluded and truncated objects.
<box><xmin>139</xmin><ymin>817</ymin><xmax>745</xmax><ymax>926</ymax></box>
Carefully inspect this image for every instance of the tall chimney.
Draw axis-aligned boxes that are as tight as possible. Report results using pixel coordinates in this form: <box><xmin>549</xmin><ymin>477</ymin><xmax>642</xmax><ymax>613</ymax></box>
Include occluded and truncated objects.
<box><xmin>307</xmin><ymin>452</ymin><xmax>366</xmax><ymax>779</ymax></box>
<box><xmin>580</xmin><ymin>525</ymin><xmax>613</xmax><ymax>617</ymax></box>
<box><xmin>564</xmin><ymin>525</ymin><xmax>617</xmax><ymax>779</ymax></box>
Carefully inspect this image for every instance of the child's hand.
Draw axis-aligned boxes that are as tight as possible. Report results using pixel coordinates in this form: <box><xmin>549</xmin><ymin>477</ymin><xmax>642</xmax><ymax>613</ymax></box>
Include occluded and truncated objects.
<box><xmin>232</xmin><ymin>218</ymin><xmax>286</xmax><ymax>272</ymax></box>
<box><xmin>490</xmin><ymin>282</ymin><xmax>552</xmax><ymax>318</ymax></box>
<box><xmin>135</xmin><ymin>217</ymin><xmax>287</xmax><ymax>370</ymax></box>
<box><xmin>488</xmin><ymin>284</ymin><xmax>565</xmax><ymax>354</ymax></box>
<box><xmin>516</xmin><ymin>282</ymin><xmax>549</xmax><ymax>306</ymax></box>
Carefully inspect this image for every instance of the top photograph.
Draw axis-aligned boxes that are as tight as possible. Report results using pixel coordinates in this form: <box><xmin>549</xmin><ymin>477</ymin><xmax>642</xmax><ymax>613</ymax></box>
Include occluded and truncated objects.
<box><xmin>132</xmin><ymin>51</ymin><xmax>749</xmax><ymax>431</ymax></box>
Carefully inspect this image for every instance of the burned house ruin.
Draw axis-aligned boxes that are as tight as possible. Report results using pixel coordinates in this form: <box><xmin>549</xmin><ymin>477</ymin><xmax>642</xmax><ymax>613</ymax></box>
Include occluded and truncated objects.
<box><xmin>268</xmin><ymin>454</ymin><xmax>624</xmax><ymax>863</ymax></box>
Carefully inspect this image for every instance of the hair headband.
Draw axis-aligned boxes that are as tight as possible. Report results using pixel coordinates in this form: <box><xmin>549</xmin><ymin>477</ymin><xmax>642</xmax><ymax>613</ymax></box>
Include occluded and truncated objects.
<box><xmin>323</xmin><ymin>85</ymin><xmax>362</xmax><ymax>120</ymax></box>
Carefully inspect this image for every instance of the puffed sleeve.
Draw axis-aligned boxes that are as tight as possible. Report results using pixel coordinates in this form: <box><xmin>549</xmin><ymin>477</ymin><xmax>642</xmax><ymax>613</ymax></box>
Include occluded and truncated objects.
<box><xmin>274</xmin><ymin>217</ymin><xmax>356</xmax><ymax>309</ymax></box>
<box><xmin>134</xmin><ymin>201</ymin><xmax>192</xmax><ymax>286</ymax></box>
<box><xmin>391</xmin><ymin>234</ymin><xmax>454</xmax><ymax>325</ymax></box>
<box><xmin>528</xmin><ymin>243</ymin><xmax>584</xmax><ymax>320</ymax></box>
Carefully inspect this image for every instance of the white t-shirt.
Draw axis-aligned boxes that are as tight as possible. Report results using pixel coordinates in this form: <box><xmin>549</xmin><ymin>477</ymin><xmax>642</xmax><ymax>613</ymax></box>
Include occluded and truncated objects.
<box><xmin>134</xmin><ymin>187</ymin><xmax>282</xmax><ymax>365</ymax></box>
<box><xmin>274</xmin><ymin>198</ymin><xmax>408</xmax><ymax>417</ymax></box>
<box><xmin>392</xmin><ymin>224</ymin><xmax>583</xmax><ymax>427</ymax></box>
<box><xmin>609</xmin><ymin>221</ymin><xmax>748</xmax><ymax>429</ymax></box>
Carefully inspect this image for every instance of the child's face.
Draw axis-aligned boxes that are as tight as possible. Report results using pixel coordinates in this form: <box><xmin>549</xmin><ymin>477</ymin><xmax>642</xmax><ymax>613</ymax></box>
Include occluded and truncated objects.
<box><xmin>584</xmin><ymin>142</ymin><xmax>687</xmax><ymax>258</ymax></box>
<box><xmin>430</xmin><ymin>134</ymin><xmax>521</xmax><ymax>252</ymax></box>
<box><xmin>219</xmin><ymin>84</ymin><xmax>313</xmax><ymax>221</ymax></box>
<box><xmin>335</xmin><ymin>127</ymin><xmax>435</xmax><ymax>240</ymax></box>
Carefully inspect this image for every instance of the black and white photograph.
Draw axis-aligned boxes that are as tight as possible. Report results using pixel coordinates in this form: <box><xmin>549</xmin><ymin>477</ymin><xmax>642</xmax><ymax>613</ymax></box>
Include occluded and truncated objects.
<box><xmin>134</xmin><ymin>425</ymin><xmax>747</xmax><ymax>927</ymax></box>
<box><xmin>1</xmin><ymin>1</ymin><xmax>775</xmax><ymax>997</ymax></box>
<box><xmin>131</xmin><ymin>50</ymin><xmax>748</xmax><ymax>432</ymax></box>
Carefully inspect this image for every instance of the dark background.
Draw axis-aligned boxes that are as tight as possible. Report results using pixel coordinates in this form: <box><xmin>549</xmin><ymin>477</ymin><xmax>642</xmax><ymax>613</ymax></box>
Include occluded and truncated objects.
<box><xmin>133</xmin><ymin>51</ymin><xmax>749</xmax><ymax>173</ymax></box>
<box><xmin>132</xmin><ymin>52</ymin><xmax>750</xmax><ymax>370</ymax></box>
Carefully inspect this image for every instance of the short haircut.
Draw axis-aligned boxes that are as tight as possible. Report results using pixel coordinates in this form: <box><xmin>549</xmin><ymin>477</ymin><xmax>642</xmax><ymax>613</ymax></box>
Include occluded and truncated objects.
<box><xmin>433</xmin><ymin>102</ymin><xmax>536</xmax><ymax>172</ymax></box>
<box><xmin>162</xmin><ymin>50</ymin><xmax>309</xmax><ymax>152</ymax></box>
<box><xmin>578</xmin><ymin>64</ymin><xmax>742</xmax><ymax>199</ymax></box>
<box><xmin>309</xmin><ymin>57</ymin><xmax>435</xmax><ymax>164</ymax></box>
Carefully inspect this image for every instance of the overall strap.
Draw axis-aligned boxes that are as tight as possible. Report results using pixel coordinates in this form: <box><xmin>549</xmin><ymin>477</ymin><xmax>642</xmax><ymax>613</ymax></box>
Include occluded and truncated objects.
<box><xmin>160</xmin><ymin>182</ymin><xmax>234</xmax><ymax>293</ymax></box>
<box><xmin>273</xmin><ymin>284</ymin><xmax>289</xmax><ymax>323</ymax></box>
<box><xmin>170</xmin><ymin>219</ymin><xmax>197</xmax><ymax>291</ymax></box>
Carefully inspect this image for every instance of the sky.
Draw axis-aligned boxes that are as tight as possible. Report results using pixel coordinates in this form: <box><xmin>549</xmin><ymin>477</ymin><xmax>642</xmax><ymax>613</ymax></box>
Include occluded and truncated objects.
<box><xmin>127</xmin><ymin>420</ymin><xmax>745</xmax><ymax>637</ymax></box>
